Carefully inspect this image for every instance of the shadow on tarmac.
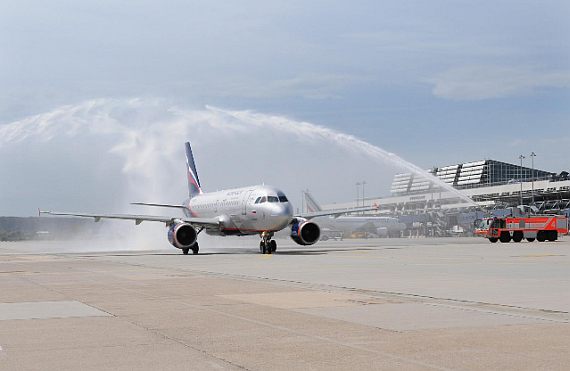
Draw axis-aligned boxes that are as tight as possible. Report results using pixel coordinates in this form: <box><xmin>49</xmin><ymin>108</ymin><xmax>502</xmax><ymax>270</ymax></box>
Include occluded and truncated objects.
<box><xmin>70</xmin><ymin>247</ymin><xmax>383</xmax><ymax>257</ymax></box>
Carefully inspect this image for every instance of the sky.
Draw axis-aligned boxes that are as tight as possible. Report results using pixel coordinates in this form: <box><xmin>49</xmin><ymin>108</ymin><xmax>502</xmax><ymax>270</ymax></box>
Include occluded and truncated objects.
<box><xmin>1</xmin><ymin>0</ymin><xmax>569</xmax><ymax>216</ymax></box>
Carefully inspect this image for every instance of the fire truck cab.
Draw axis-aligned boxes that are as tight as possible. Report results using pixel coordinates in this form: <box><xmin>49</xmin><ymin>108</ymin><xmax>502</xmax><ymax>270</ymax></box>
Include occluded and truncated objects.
<box><xmin>476</xmin><ymin>215</ymin><xmax>568</xmax><ymax>243</ymax></box>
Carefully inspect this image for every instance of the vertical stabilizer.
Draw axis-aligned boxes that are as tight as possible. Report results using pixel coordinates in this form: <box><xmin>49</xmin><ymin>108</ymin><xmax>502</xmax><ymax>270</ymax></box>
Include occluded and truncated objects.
<box><xmin>185</xmin><ymin>142</ymin><xmax>203</xmax><ymax>197</ymax></box>
<box><xmin>303</xmin><ymin>190</ymin><xmax>322</xmax><ymax>213</ymax></box>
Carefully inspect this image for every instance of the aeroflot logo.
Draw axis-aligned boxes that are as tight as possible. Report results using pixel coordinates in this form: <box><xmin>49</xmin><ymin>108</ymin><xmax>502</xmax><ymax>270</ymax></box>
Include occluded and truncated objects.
<box><xmin>186</xmin><ymin>161</ymin><xmax>201</xmax><ymax>193</ymax></box>
<box><xmin>186</xmin><ymin>161</ymin><xmax>197</xmax><ymax>179</ymax></box>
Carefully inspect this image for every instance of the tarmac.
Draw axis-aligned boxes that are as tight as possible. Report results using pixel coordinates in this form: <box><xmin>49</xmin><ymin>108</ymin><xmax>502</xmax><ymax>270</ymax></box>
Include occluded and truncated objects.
<box><xmin>0</xmin><ymin>236</ymin><xmax>568</xmax><ymax>370</ymax></box>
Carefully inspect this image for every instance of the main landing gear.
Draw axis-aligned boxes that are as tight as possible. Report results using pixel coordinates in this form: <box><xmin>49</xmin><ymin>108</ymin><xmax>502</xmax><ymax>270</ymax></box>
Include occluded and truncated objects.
<box><xmin>259</xmin><ymin>231</ymin><xmax>277</xmax><ymax>254</ymax></box>
<box><xmin>182</xmin><ymin>243</ymin><xmax>199</xmax><ymax>255</ymax></box>
<box><xmin>182</xmin><ymin>227</ymin><xmax>204</xmax><ymax>255</ymax></box>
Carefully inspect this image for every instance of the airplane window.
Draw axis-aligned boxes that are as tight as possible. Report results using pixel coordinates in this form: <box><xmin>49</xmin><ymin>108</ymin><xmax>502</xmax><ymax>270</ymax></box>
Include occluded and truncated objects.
<box><xmin>268</xmin><ymin>196</ymin><xmax>278</xmax><ymax>203</ymax></box>
<box><xmin>277</xmin><ymin>193</ymin><xmax>288</xmax><ymax>202</ymax></box>
<box><xmin>259</xmin><ymin>196</ymin><xmax>267</xmax><ymax>203</ymax></box>
<box><xmin>254</xmin><ymin>197</ymin><xmax>261</xmax><ymax>204</ymax></box>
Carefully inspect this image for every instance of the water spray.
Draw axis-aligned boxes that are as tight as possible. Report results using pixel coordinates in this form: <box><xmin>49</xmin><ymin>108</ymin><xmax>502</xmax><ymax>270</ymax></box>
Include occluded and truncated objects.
<box><xmin>207</xmin><ymin>106</ymin><xmax>480</xmax><ymax>209</ymax></box>
<box><xmin>1</xmin><ymin>98</ymin><xmax>481</xmax><ymax>219</ymax></box>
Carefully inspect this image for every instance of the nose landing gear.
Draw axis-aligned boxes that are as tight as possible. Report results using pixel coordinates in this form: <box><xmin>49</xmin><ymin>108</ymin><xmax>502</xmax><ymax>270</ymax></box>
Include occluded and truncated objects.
<box><xmin>259</xmin><ymin>232</ymin><xmax>277</xmax><ymax>254</ymax></box>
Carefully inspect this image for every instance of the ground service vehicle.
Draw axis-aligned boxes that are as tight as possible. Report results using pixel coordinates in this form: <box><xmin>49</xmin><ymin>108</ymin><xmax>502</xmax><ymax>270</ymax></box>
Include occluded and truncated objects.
<box><xmin>475</xmin><ymin>215</ymin><xmax>568</xmax><ymax>243</ymax></box>
<box><xmin>319</xmin><ymin>228</ymin><xmax>344</xmax><ymax>241</ymax></box>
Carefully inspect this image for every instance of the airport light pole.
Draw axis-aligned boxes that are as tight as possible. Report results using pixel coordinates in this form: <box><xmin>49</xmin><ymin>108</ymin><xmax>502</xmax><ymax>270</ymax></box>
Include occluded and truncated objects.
<box><xmin>519</xmin><ymin>154</ymin><xmax>525</xmax><ymax>206</ymax></box>
<box><xmin>530</xmin><ymin>152</ymin><xmax>536</xmax><ymax>205</ymax></box>
<box><xmin>361</xmin><ymin>180</ymin><xmax>367</xmax><ymax>214</ymax></box>
<box><xmin>355</xmin><ymin>182</ymin><xmax>361</xmax><ymax>208</ymax></box>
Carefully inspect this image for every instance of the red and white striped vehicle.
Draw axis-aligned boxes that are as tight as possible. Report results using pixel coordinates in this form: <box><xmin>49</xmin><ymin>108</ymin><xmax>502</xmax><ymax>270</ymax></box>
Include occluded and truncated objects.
<box><xmin>475</xmin><ymin>215</ymin><xmax>568</xmax><ymax>243</ymax></box>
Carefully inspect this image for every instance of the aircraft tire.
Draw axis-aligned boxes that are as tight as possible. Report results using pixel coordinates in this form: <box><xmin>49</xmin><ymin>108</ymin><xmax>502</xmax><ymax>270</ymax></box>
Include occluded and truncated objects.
<box><xmin>270</xmin><ymin>240</ymin><xmax>277</xmax><ymax>253</ymax></box>
<box><xmin>192</xmin><ymin>243</ymin><xmax>199</xmax><ymax>255</ymax></box>
<box><xmin>182</xmin><ymin>248</ymin><xmax>190</xmax><ymax>255</ymax></box>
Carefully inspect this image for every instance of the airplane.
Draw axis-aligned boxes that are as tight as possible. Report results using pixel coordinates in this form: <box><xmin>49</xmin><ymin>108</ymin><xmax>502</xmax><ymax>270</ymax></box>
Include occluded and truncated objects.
<box><xmin>40</xmin><ymin>142</ymin><xmax>376</xmax><ymax>255</ymax></box>
<box><xmin>303</xmin><ymin>190</ymin><xmax>405</xmax><ymax>238</ymax></box>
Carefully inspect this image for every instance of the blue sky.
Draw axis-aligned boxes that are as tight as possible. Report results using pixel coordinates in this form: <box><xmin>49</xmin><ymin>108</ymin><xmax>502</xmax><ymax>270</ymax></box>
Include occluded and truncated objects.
<box><xmin>1</xmin><ymin>1</ymin><xmax>569</xmax><ymax>215</ymax></box>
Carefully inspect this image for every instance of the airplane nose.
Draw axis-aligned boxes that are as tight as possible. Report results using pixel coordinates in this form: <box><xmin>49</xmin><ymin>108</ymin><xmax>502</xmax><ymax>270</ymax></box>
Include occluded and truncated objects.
<box><xmin>282</xmin><ymin>203</ymin><xmax>293</xmax><ymax>218</ymax></box>
<box><xmin>271</xmin><ymin>203</ymin><xmax>292</xmax><ymax>217</ymax></box>
<box><xmin>268</xmin><ymin>203</ymin><xmax>293</xmax><ymax>229</ymax></box>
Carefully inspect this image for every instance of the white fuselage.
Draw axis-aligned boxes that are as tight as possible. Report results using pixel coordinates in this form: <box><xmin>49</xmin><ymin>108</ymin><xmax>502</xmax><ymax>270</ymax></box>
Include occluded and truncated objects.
<box><xmin>183</xmin><ymin>185</ymin><xmax>293</xmax><ymax>236</ymax></box>
<box><xmin>315</xmin><ymin>215</ymin><xmax>405</xmax><ymax>236</ymax></box>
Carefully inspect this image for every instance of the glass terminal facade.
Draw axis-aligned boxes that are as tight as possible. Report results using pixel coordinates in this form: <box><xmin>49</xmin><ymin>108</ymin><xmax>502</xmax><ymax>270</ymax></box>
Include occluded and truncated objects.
<box><xmin>391</xmin><ymin>160</ymin><xmax>554</xmax><ymax>195</ymax></box>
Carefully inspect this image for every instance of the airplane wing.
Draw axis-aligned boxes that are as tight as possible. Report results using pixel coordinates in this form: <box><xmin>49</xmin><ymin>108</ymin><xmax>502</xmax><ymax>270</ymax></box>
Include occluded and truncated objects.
<box><xmin>296</xmin><ymin>205</ymin><xmax>379</xmax><ymax>220</ymax></box>
<box><xmin>38</xmin><ymin>210</ymin><xmax>220</xmax><ymax>227</ymax></box>
<box><xmin>130</xmin><ymin>202</ymin><xmax>188</xmax><ymax>209</ymax></box>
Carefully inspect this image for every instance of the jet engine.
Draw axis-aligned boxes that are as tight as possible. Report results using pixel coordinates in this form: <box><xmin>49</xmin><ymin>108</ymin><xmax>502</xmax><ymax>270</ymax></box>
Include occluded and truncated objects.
<box><xmin>167</xmin><ymin>222</ymin><xmax>197</xmax><ymax>249</ymax></box>
<box><xmin>290</xmin><ymin>218</ymin><xmax>320</xmax><ymax>246</ymax></box>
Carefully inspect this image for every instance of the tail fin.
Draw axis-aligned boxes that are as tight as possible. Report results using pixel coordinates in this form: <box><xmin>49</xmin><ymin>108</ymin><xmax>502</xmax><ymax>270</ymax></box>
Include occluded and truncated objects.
<box><xmin>303</xmin><ymin>190</ymin><xmax>322</xmax><ymax>213</ymax></box>
<box><xmin>185</xmin><ymin>142</ymin><xmax>203</xmax><ymax>197</ymax></box>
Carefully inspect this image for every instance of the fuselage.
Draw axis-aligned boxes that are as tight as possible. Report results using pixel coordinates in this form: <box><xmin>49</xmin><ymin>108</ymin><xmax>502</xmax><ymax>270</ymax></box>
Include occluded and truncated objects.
<box><xmin>183</xmin><ymin>185</ymin><xmax>293</xmax><ymax>236</ymax></box>
<box><xmin>315</xmin><ymin>215</ymin><xmax>405</xmax><ymax>235</ymax></box>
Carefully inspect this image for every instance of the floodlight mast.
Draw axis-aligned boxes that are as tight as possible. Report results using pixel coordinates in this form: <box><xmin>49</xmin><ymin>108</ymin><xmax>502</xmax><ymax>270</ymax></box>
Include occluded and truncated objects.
<box><xmin>530</xmin><ymin>152</ymin><xmax>536</xmax><ymax>205</ymax></box>
<box><xmin>519</xmin><ymin>154</ymin><xmax>525</xmax><ymax>206</ymax></box>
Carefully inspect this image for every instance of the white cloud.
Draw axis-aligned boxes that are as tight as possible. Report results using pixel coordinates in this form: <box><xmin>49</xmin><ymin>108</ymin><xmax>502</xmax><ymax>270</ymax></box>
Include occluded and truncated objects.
<box><xmin>507</xmin><ymin>138</ymin><xmax>530</xmax><ymax>147</ymax></box>
<box><xmin>214</xmin><ymin>74</ymin><xmax>366</xmax><ymax>100</ymax></box>
<box><xmin>429</xmin><ymin>66</ymin><xmax>570</xmax><ymax>101</ymax></box>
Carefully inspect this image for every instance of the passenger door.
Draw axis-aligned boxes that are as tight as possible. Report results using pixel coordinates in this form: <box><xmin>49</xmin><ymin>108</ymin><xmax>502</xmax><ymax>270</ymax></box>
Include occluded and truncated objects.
<box><xmin>242</xmin><ymin>190</ymin><xmax>255</xmax><ymax>216</ymax></box>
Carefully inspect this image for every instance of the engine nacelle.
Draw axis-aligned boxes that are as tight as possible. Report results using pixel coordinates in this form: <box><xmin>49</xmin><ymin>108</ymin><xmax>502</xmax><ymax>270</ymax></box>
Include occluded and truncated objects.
<box><xmin>167</xmin><ymin>222</ymin><xmax>197</xmax><ymax>249</ymax></box>
<box><xmin>290</xmin><ymin>219</ymin><xmax>320</xmax><ymax>246</ymax></box>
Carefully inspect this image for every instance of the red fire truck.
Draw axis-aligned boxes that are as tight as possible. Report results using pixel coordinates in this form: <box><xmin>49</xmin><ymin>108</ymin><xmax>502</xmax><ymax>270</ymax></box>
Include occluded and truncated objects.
<box><xmin>475</xmin><ymin>215</ymin><xmax>568</xmax><ymax>243</ymax></box>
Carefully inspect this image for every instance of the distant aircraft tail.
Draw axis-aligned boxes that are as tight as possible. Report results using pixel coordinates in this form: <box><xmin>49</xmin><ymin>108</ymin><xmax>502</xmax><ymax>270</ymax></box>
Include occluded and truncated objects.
<box><xmin>185</xmin><ymin>142</ymin><xmax>203</xmax><ymax>198</ymax></box>
<box><xmin>303</xmin><ymin>190</ymin><xmax>322</xmax><ymax>213</ymax></box>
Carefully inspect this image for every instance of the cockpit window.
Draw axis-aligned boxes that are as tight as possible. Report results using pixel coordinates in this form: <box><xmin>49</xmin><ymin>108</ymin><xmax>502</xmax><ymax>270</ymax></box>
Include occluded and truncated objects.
<box><xmin>256</xmin><ymin>194</ymin><xmax>286</xmax><ymax>203</ymax></box>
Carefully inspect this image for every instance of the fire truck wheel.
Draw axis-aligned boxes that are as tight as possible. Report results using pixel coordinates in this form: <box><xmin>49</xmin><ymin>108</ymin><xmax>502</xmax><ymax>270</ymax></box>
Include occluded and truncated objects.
<box><xmin>499</xmin><ymin>232</ymin><xmax>511</xmax><ymax>243</ymax></box>
<box><xmin>537</xmin><ymin>231</ymin><xmax>546</xmax><ymax>242</ymax></box>
<box><xmin>526</xmin><ymin>238</ymin><xmax>535</xmax><ymax>242</ymax></box>
<box><xmin>512</xmin><ymin>231</ymin><xmax>523</xmax><ymax>243</ymax></box>
<box><xmin>547</xmin><ymin>231</ymin><xmax>557</xmax><ymax>242</ymax></box>
<box><xmin>488</xmin><ymin>237</ymin><xmax>498</xmax><ymax>243</ymax></box>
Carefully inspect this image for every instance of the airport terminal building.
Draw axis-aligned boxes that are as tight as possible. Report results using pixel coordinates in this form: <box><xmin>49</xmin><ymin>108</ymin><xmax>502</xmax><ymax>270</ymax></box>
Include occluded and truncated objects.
<box><xmin>386</xmin><ymin>159</ymin><xmax>569</xmax><ymax>213</ymax></box>
<box><xmin>325</xmin><ymin>159</ymin><xmax>570</xmax><ymax>236</ymax></box>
